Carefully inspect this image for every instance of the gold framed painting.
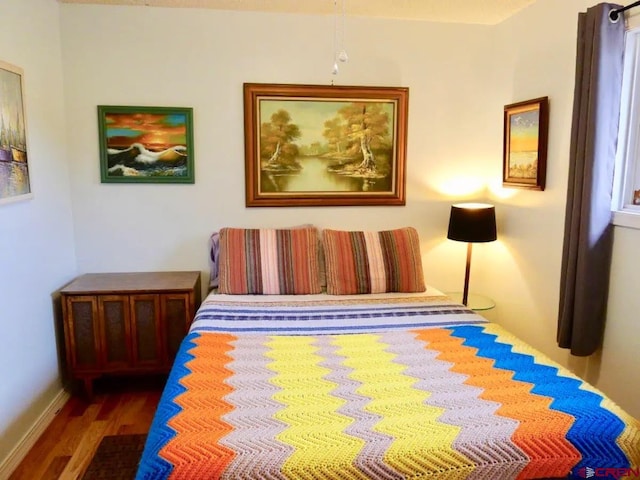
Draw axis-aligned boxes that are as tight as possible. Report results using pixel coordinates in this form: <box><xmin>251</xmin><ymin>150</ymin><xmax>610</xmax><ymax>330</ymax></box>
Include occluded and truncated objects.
<box><xmin>0</xmin><ymin>60</ymin><xmax>32</xmax><ymax>205</ymax></box>
<box><xmin>244</xmin><ymin>83</ymin><xmax>408</xmax><ymax>207</ymax></box>
<box><xmin>503</xmin><ymin>96</ymin><xmax>549</xmax><ymax>191</ymax></box>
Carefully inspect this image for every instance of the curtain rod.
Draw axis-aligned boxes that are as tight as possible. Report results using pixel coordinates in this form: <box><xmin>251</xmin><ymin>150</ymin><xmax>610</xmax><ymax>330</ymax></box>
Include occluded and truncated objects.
<box><xmin>610</xmin><ymin>1</ymin><xmax>640</xmax><ymax>22</ymax></box>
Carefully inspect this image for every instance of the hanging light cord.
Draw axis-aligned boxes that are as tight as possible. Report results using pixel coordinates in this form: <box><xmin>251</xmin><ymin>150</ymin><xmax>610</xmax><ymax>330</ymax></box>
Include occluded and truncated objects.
<box><xmin>331</xmin><ymin>0</ymin><xmax>348</xmax><ymax>78</ymax></box>
<box><xmin>332</xmin><ymin>0</ymin><xmax>339</xmax><ymax>76</ymax></box>
<box><xmin>340</xmin><ymin>0</ymin><xmax>348</xmax><ymax>61</ymax></box>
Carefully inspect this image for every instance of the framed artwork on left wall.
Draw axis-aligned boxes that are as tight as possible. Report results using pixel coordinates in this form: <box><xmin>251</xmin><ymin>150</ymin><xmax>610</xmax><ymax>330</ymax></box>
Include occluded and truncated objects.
<box><xmin>0</xmin><ymin>60</ymin><xmax>32</xmax><ymax>205</ymax></box>
<box><xmin>98</xmin><ymin>105</ymin><xmax>195</xmax><ymax>183</ymax></box>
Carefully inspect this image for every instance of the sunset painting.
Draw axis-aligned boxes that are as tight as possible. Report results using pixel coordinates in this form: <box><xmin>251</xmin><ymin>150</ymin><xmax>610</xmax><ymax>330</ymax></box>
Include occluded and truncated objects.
<box><xmin>98</xmin><ymin>106</ymin><xmax>194</xmax><ymax>183</ymax></box>
<box><xmin>503</xmin><ymin>97</ymin><xmax>548</xmax><ymax>191</ymax></box>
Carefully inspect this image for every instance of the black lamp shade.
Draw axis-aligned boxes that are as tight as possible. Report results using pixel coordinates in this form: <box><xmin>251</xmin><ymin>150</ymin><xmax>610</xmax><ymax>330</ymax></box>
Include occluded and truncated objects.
<box><xmin>447</xmin><ymin>203</ymin><xmax>497</xmax><ymax>243</ymax></box>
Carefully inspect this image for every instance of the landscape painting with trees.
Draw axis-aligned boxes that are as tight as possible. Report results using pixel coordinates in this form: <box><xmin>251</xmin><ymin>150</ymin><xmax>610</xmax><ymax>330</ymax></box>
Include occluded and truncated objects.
<box><xmin>244</xmin><ymin>84</ymin><xmax>408</xmax><ymax>207</ymax></box>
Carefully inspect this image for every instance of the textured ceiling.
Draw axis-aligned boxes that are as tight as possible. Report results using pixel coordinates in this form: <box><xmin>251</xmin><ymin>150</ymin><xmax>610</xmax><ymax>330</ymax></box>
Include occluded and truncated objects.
<box><xmin>57</xmin><ymin>0</ymin><xmax>537</xmax><ymax>25</ymax></box>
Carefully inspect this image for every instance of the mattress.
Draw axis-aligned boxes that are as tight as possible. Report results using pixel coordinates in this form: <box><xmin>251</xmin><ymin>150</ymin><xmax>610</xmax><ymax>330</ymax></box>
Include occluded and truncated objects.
<box><xmin>136</xmin><ymin>289</ymin><xmax>640</xmax><ymax>479</ymax></box>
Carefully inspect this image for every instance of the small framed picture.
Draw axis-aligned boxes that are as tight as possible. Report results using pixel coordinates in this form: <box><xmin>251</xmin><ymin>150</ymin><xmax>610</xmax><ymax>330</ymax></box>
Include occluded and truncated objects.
<box><xmin>503</xmin><ymin>96</ymin><xmax>548</xmax><ymax>190</ymax></box>
<box><xmin>97</xmin><ymin>105</ymin><xmax>194</xmax><ymax>183</ymax></box>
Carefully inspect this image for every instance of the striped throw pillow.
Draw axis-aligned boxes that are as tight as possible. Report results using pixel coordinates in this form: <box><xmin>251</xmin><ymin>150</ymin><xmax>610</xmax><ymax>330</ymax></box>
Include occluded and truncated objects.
<box><xmin>218</xmin><ymin>227</ymin><xmax>322</xmax><ymax>295</ymax></box>
<box><xmin>323</xmin><ymin>227</ymin><xmax>426</xmax><ymax>295</ymax></box>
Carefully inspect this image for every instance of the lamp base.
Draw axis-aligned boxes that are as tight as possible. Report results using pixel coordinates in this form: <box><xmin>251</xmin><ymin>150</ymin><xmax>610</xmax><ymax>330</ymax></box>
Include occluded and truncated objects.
<box><xmin>446</xmin><ymin>292</ymin><xmax>495</xmax><ymax>311</ymax></box>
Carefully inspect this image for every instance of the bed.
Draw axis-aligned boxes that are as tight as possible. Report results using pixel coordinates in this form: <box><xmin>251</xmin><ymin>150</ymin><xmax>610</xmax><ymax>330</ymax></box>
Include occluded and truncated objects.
<box><xmin>135</xmin><ymin>227</ymin><xmax>640</xmax><ymax>479</ymax></box>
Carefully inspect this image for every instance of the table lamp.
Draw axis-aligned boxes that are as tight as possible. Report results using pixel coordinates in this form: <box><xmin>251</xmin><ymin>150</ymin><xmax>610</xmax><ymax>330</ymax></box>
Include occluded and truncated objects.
<box><xmin>447</xmin><ymin>203</ymin><xmax>497</xmax><ymax>306</ymax></box>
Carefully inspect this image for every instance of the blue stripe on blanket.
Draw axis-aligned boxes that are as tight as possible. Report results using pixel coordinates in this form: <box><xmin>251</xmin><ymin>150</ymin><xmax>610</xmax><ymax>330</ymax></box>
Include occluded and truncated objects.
<box><xmin>191</xmin><ymin>319</ymin><xmax>486</xmax><ymax>336</ymax></box>
<box><xmin>198</xmin><ymin>303</ymin><xmax>465</xmax><ymax>315</ymax></box>
<box><xmin>135</xmin><ymin>334</ymin><xmax>198</xmax><ymax>480</ymax></box>
<box><xmin>449</xmin><ymin>325</ymin><xmax>629</xmax><ymax>478</ymax></box>
<box><xmin>194</xmin><ymin>307</ymin><xmax>473</xmax><ymax>322</ymax></box>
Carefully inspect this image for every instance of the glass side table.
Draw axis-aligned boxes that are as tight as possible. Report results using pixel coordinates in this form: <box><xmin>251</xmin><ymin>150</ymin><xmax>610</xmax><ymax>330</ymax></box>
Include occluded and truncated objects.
<box><xmin>446</xmin><ymin>292</ymin><xmax>495</xmax><ymax>311</ymax></box>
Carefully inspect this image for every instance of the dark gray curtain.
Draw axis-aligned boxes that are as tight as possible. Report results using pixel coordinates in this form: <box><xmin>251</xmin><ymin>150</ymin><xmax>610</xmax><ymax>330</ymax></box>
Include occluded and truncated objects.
<box><xmin>558</xmin><ymin>3</ymin><xmax>624</xmax><ymax>356</ymax></box>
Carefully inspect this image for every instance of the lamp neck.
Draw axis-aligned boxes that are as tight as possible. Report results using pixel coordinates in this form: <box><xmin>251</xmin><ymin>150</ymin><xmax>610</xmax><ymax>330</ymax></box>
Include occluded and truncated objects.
<box><xmin>463</xmin><ymin>243</ymin><xmax>473</xmax><ymax>306</ymax></box>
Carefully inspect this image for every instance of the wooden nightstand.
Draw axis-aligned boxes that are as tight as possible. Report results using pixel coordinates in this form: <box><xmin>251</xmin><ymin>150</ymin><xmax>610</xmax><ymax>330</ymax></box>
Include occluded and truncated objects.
<box><xmin>60</xmin><ymin>271</ymin><xmax>201</xmax><ymax>397</ymax></box>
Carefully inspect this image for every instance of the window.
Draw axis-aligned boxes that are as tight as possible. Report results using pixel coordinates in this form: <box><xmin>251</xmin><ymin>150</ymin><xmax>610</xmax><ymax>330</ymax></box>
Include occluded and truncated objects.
<box><xmin>613</xmin><ymin>26</ymin><xmax>640</xmax><ymax>228</ymax></box>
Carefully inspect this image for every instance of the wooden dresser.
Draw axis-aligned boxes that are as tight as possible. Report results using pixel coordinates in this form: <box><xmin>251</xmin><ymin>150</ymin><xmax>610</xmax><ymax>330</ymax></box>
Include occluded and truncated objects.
<box><xmin>60</xmin><ymin>271</ymin><xmax>201</xmax><ymax>397</ymax></box>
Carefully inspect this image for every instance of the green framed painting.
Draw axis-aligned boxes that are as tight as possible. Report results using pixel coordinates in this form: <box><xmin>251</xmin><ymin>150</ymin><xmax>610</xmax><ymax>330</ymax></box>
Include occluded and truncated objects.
<box><xmin>1</xmin><ymin>60</ymin><xmax>32</xmax><ymax>205</ymax></box>
<box><xmin>243</xmin><ymin>83</ymin><xmax>408</xmax><ymax>207</ymax></box>
<box><xmin>98</xmin><ymin>105</ymin><xmax>194</xmax><ymax>183</ymax></box>
<box><xmin>502</xmin><ymin>96</ymin><xmax>548</xmax><ymax>191</ymax></box>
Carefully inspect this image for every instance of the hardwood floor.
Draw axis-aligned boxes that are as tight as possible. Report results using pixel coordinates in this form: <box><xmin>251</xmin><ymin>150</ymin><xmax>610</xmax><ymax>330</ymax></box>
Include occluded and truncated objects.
<box><xmin>8</xmin><ymin>375</ymin><xmax>166</xmax><ymax>480</ymax></box>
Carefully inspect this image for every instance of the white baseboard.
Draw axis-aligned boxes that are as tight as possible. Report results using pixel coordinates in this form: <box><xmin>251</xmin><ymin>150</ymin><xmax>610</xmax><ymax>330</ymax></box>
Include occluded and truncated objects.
<box><xmin>0</xmin><ymin>388</ymin><xmax>70</xmax><ymax>479</ymax></box>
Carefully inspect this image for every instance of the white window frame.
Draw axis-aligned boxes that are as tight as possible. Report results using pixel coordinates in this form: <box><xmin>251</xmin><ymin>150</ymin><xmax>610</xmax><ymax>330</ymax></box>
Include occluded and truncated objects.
<box><xmin>613</xmin><ymin>26</ymin><xmax>640</xmax><ymax>229</ymax></box>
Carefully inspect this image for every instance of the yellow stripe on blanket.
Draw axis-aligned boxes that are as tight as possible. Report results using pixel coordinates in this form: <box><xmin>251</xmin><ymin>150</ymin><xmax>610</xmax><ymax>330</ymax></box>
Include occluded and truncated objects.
<box><xmin>333</xmin><ymin>333</ymin><xmax>472</xmax><ymax>479</ymax></box>
<box><xmin>267</xmin><ymin>336</ymin><xmax>369</xmax><ymax>480</ymax></box>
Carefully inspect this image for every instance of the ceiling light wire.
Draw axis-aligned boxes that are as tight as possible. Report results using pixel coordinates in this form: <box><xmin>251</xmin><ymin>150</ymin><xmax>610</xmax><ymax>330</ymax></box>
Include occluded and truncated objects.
<box><xmin>332</xmin><ymin>0</ymin><xmax>339</xmax><ymax>77</ymax></box>
<box><xmin>331</xmin><ymin>0</ymin><xmax>348</xmax><ymax>81</ymax></box>
<box><xmin>339</xmin><ymin>0</ymin><xmax>348</xmax><ymax>63</ymax></box>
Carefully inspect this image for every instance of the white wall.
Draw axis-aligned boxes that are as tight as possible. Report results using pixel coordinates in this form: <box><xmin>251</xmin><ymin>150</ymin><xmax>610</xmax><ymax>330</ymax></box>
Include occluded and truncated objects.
<box><xmin>59</xmin><ymin>5</ymin><xmax>500</xmax><ymax>294</ymax></box>
<box><xmin>601</xmin><ymin>226</ymin><xmax>640</xmax><ymax>416</ymax></box>
<box><xmin>484</xmin><ymin>0</ymin><xmax>585</xmax><ymax>363</ymax></box>
<box><xmin>0</xmin><ymin>0</ymin><xmax>77</xmax><ymax>466</ymax></box>
<box><xmin>486</xmin><ymin>0</ymin><xmax>640</xmax><ymax>418</ymax></box>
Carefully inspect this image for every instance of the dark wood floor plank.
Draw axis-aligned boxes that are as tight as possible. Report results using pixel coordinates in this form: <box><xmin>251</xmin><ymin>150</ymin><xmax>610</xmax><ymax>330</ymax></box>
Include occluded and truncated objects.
<box><xmin>58</xmin><ymin>420</ymin><xmax>108</xmax><ymax>479</ymax></box>
<box><xmin>95</xmin><ymin>395</ymin><xmax>119</xmax><ymax>421</ymax></box>
<box><xmin>57</xmin><ymin>404</ymin><xmax>102</xmax><ymax>457</ymax></box>
<box><xmin>68</xmin><ymin>396</ymin><xmax>92</xmax><ymax>418</ymax></box>
<box><xmin>40</xmin><ymin>456</ymin><xmax>71</xmax><ymax>480</ymax></box>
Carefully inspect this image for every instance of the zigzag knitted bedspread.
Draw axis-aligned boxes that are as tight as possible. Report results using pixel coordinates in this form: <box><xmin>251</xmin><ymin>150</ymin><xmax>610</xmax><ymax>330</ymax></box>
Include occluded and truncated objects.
<box><xmin>136</xmin><ymin>292</ymin><xmax>640</xmax><ymax>480</ymax></box>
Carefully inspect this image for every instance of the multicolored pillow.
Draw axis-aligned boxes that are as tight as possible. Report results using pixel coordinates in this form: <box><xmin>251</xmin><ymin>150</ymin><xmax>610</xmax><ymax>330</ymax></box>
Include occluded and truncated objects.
<box><xmin>323</xmin><ymin>227</ymin><xmax>426</xmax><ymax>295</ymax></box>
<box><xmin>218</xmin><ymin>227</ymin><xmax>322</xmax><ymax>295</ymax></box>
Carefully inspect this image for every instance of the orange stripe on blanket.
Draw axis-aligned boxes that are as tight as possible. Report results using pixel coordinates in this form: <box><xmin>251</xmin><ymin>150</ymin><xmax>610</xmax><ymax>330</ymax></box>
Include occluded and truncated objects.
<box><xmin>415</xmin><ymin>328</ymin><xmax>581</xmax><ymax>480</ymax></box>
<box><xmin>161</xmin><ymin>333</ymin><xmax>236</xmax><ymax>479</ymax></box>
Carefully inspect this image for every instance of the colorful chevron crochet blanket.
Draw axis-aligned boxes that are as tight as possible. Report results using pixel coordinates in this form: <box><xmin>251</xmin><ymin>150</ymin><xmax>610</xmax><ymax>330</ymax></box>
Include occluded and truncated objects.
<box><xmin>136</xmin><ymin>293</ymin><xmax>640</xmax><ymax>480</ymax></box>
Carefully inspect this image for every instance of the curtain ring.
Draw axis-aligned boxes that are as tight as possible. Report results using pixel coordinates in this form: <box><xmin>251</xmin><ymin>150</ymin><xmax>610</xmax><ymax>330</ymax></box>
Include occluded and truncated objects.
<box><xmin>609</xmin><ymin>8</ymin><xmax>621</xmax><ymax>23</ymax></box>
